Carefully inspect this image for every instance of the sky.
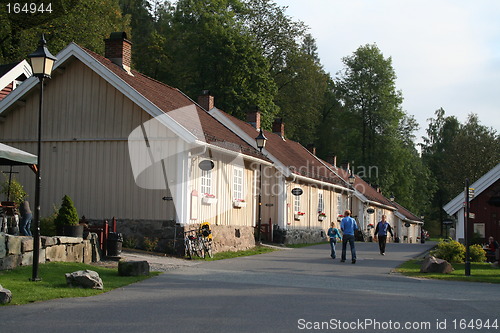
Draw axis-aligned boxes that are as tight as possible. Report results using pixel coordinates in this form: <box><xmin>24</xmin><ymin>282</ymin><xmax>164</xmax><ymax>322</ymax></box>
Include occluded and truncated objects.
<box><xmin>273</xmin><ymin>0</ymin><xmax>500</xmax><ymax>143</ymax></box>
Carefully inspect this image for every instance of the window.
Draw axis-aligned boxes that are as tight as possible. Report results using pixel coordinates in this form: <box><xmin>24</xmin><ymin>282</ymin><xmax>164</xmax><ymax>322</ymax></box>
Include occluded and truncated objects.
<box><xmin>201</xmin><ymin>169</ymin><xmax>212</xmax><ymax>195</ymax></box>
<box><xmin>337</xmin><ymin>193</ymin><xmax>343</xmax><ymax>215</ymax></box>
<box><xmin>318</xmin><ymin>192</ymin><xmax>324</xmax><ymax>213</ymax></box>
<box><xmin>294</xmin><ymin>191</ymin><xmax>301</xmax><ymax>213</ymax></box>
<box><xmin>233</xmin><ymin>167</ymin><xmax>244</xmax><ymax>200</ymax></box>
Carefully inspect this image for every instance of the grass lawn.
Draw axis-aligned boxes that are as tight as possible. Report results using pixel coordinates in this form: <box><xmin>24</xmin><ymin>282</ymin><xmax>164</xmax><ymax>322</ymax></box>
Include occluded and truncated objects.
<box><xmin>0</xmin><ymin>262</ymin><xmax>161</xmax><ymax>306</ymax></box>
<box><xmin>396</xmin><ymin>259</ymin><xmax>500</xmax><ymax>284</ymax></box>
<box><xmin>189</xmin><ymin>245</ymin><xmax>277</xmax><ymax>261</ymax></box>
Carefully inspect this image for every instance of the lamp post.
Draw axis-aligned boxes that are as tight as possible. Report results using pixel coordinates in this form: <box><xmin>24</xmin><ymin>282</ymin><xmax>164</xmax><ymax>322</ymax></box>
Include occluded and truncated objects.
<box><xmin>28</xmin><ymin>35</ymin><xmax>57</xmax><ymax>281</ymax></box>
<box><xmin>255</xmin><ymin>128</ymin><xmax>268</xmax><ymax>244</ymax></box>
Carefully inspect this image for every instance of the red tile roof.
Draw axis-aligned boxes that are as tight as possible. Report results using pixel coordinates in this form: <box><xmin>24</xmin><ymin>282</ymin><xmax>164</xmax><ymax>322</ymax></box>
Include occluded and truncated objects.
<box><xmin>80</xmin><ymin>47</ymin><xmax>267</xmax><ymax>160</ymax></box>
<box><xmin>220</xmin><ymin>111</ymin><xmax>347</xmax><ymax>187</ymax></box>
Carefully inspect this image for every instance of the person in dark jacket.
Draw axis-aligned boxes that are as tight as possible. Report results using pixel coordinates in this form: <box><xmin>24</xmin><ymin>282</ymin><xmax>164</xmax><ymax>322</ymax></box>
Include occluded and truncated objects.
<box><xmin>374</xmin><ymin>215</ymin><xmax>393</xmax><ymax>255</ymax></box>
<box><xmin>19</xmin><ymin>200</ymin><xmax>32</xmax><ymax>236</ymax></box>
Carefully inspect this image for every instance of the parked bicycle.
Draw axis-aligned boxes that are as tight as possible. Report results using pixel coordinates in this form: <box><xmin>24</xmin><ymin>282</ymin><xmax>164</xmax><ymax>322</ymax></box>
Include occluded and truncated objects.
<box><xmin>184</xmin><ymin>230</ymin><xmax>205</xmax><ymax>259</ymax></box>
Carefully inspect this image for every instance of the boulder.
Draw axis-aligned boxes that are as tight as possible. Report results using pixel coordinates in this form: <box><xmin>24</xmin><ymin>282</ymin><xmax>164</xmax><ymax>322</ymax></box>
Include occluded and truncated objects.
<box><xmin>65</xmin><ymin>270</ymin><xmax>103</xmax><ymax>290</ymax></box>
<box><xmin>420</xmin><ymin>256</ymin><xmax>454</xmax><ymax>274</ymax></box>
<box><xmin>118</xmin><ymin>260</ymin><xmax>150</xmax><ymax>276</ymax></box>
<box><xmin>0</xmin><ymin>284</ymin><xmax>12</xmax><ymax>304</ymax></box>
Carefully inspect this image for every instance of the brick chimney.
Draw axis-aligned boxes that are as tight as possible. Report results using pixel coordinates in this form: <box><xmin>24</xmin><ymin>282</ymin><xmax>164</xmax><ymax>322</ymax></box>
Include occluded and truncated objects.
<box><xmin>104</xmin><ymin>32</ymin><xmax>132</xmax><ymax>75</ymax></box>
<box><xmin>246</xmin><ymin>106</ymin><xmax>261</xmax><ymax>129</ymax></box>
<box><xmin>197</xmin><ymin>90</ymin><xmax>214</xmax><ymax>111</ymax></box>
<box><xmin>306</xmin><ymin>144</ymin><xmax>316</xmax><ymax>155</ymax></box>
<box><xmin>272</xmin><ymin>118</ymin><xmax>285</xmax><ymax>138</ymax></box>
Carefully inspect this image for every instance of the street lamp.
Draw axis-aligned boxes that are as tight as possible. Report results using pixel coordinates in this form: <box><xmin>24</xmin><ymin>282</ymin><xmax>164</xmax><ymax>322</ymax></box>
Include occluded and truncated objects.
<box><xmin>389</xmin><ymin>194</ymin><xmax>395</xmax><ymax>202</ymax></box>
<box><xmin>255</xmin><ymin>129</ymin><xmax>267</xmax><ymax>244</ymax></box>
<box><xmin>28</xmin><ymin>34</ymin><xmax>57</xmax><ymax>281</ymax></box>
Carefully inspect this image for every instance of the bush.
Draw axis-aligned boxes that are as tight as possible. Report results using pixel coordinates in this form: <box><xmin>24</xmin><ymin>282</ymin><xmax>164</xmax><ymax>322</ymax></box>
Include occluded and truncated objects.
<box><xmin>122</xmin><ymin>236</ymin><xmax>138</xmax><ymax>249</ymax></box>
<box><xmin>40</xmin><ymin>212</ymin><xmax>57</xmax><ymax>236</ymax></box>
<box><xmin>431</xmin><ymin>240</ymin><xmax>465</xmax><ymax>263</ymax></box>
<box><xmin>0</xmin><ymin>175</ymin><xmax>27</xmax><ymax>204</ymax></box>
<box><xmin>54</xmin><ymin>195</ymin><xmax>79</xmax><ymax>227</ymax></box>
<box><xmin>470</xmin><ymin>244</ymin><xmax>487</xmax><ymax>262</ymax></box>
<box><xmin>143</xmin><ymin>237</ymin><xmax>158</xmax><ymax>252</ymax></box>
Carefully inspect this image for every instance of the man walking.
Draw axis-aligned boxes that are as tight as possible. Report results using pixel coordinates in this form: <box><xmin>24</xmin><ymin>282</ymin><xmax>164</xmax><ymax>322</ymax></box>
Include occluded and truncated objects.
<box><xmin>340</xmin><ymin>210</ymin><xmax>358</xmax><ymax>264</ymax></box>
<box><xmin>374</xmin><ymin>215</ymin><xmax>393</xmax><ymax>255</ymax></box>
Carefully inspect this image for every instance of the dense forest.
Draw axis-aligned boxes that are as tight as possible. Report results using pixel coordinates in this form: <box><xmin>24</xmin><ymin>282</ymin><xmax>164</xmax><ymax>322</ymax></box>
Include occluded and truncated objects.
<box><xmin>1</xmin><ymin>0</ymin><xmax>499</xmax><ymax>235</ymax></box>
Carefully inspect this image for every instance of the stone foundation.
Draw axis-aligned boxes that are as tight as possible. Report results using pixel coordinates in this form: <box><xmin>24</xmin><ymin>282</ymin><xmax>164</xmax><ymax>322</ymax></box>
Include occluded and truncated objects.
<box><xmin>108</xmin><ymin>219</ymin><xmax>257</xmax><ymax>255</ymax></box>
<box><xmin>281</xmin><ymin>227</ymin><xmax>327</xmax><ymax>245</ymax></box>
<box><xmin>0</xmin><ymin>232</ymin><xmax>99</xmax><ymax>271</ymax></box>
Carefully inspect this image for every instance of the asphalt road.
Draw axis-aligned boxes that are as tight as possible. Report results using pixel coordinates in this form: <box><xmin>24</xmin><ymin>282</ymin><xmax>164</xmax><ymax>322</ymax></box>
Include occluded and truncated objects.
<box><xmin>2</xmin><ymin>242</ymin><xmax>500</xmax><ymax>333</ymax></box>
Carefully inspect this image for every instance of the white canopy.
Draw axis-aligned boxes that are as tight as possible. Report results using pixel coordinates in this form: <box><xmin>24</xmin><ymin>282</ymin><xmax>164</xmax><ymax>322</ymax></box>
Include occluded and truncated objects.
<box><xmin>0</xmin><ymin>143</ymin><xmax>37</xmax><ymax>166</ymax></box>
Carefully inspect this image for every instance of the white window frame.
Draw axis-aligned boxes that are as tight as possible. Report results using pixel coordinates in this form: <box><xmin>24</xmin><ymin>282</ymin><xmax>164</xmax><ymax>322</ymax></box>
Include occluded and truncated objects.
<box><xmin>294</xmin><ymin>190</ymin><xmax>301</xmax><ymax>213</ymax></box>
<box><xmin>200</xmin><ymin>169</ymin><xmax>212</xmax><ymax>195</ymax></box>
<box><xmin>337</xmin><ymin>193</ymin><xmax>343</xmax><ymax>216</ymax></box>
<box><xmin>318</xmin><ymin>192</ymin><xmax>324</xmax><ymax>213</ymax></box>
<box><xmin>233</xmin><ymin>167</ymin><xmax>244</xmax><ymax>200</ymax></box>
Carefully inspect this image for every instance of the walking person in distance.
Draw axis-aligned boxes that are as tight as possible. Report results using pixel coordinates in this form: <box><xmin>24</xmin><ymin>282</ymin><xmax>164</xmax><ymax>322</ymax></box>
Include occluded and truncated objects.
<box><xmin>327</xmin><ymin>221</ymin><xmax>342</xmax><ymax>259</ymax></box>
<box><xmin>340</xmin><ymin>210</ymin><xmax>358</xmax><ymax>264</ymax></box>
<box><xmin>374</xmin><ymin>215</ymin><xmax>393</xmax><ymax>255</ymax></box>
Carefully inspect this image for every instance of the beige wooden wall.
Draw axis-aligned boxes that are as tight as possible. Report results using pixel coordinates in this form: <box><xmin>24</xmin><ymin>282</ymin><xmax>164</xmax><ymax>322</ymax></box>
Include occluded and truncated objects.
<box><xmin>285</xmin><ymin>180</ymin><xmax>345</xmax><ymax>231</ymax></box>
<box><xmin>188</xmin><ymin>153</ymin><xmax>258</xmax><ymax>227</ymax></box>
<box><xmin>0</xmin><ymin>59</ymin><xmax>180</xmax><ymax>221</ymax></box>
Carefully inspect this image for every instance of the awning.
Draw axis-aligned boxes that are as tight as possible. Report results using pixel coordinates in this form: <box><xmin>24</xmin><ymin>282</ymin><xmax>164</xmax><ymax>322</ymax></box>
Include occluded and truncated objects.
<box><xmin>0</xmin><ymin>143</ymin><xmax>37</xmax><ymax>166</ymax></box>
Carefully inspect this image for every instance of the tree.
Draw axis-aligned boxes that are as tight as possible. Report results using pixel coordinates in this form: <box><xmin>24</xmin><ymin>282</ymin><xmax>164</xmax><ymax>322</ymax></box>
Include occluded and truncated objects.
<box><xmin>148</xmin><ymin>0</ymin><xmax>278</xmax><ymax>127</ymax></box>
<box><xmin>421</xmin><ymin>109</ymin><xmax>500</xmax><ymax>235</ymax></box>
<box><xmin>335</xmin><ymin>44</ymin><xmax>404</xmax><ymax>169</ymax></box>
<box><xmin>1</xmin><ymin>0</ymin><xmax>130</xmax><ymax>64</ymax></box>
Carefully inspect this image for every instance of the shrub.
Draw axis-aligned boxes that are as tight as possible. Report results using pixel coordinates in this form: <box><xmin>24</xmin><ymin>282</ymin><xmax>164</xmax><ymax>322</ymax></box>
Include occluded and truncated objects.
<box><xmin>54</xmin><ymin>195</ymin><xmax>79</xmax><ymax>227</ymax></box>
<box><xmin>40</xmin><ymin>209</ymin><xmax>58</xmax><ymax>236</ymax></box>
<box><xmin>0</xmin><ymin>175</ymin><xmax>27</xmax><ymax>204</ymax></box>
<box><xmin>469</xmin><ymin>244</ymin><xmax>487</xmax><ymax>262</ymax></box>
<box><xmin>143</xmin><ymin>237</ymin><xmax>158</xmax><ymax>252</ymax></box>
<box><xmin>431</xmin><ymin>240</ymin><xmax>465</xmax><ymax>263</ymax></box>
<box><xmin>122</xmin><ymin>236</ymin><xmax>138</xmax><ymax>249</ymax></box>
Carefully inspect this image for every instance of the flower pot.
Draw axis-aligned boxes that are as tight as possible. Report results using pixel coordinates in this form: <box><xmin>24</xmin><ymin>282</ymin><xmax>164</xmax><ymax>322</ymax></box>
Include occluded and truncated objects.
<box><xmin>233</xmin><ymin>201</ymin><xmax>247</xmax><ymax>208</ymax></box>
<box><xmin>62</xmin><ymin>224</ymin><xmax>84</xmax><ymax>238</ymax></box>
<box><xmin>318</xmin><ymin>216</ymin><xmax>326</xmax><ymax>222</ymax></box>
<box><xmin>202</xmin><ymin>197</ymin><xmax>218</xmax><ymax>205</ymax></box>
<box><xmin>294</xmin><ymin>214</ymin><xmax>302</xmax><ymax>221</ymax></box>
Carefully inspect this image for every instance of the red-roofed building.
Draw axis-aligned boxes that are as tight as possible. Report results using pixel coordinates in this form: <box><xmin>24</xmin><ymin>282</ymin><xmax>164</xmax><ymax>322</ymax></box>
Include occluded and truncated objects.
<box><xmin>0</xmin><ymin>33</ymin><xmax>272</xmax><ymax>253</ymax></box>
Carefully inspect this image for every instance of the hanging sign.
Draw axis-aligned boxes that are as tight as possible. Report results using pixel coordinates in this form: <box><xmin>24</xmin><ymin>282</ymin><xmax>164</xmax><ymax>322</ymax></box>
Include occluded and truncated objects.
<box><xmin>291</xmin><ymin>188</ymin><xmax>303</xmax><ymax>196</ymax></box>
<box><xmin>366</xmin><ymin>207</ymin><xmax>375</xmax><ymax>214</ymax></box>
<box><xmin>198</xmin><ymin>160</ymin><xmax>215</xmax><ymax>171</ymax></box>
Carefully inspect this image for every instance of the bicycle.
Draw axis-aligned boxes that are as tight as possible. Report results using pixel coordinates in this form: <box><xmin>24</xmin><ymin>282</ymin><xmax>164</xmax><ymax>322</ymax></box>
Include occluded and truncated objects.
<box><xmin>199</xmin><ymin>222</ymin><xmax>213</xmax><ymax>258</ymax></box>
<box><xmin>184</xmin><ymin>230</ymin><xmax>205</xmax><ymax>259</ymax></box>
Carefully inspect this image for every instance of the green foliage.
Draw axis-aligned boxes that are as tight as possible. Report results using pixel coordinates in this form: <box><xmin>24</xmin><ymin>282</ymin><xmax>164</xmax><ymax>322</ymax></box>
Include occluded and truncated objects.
<box><xmin>470</xmin><ymin>244</ymin><xmax>487</xmax><ymax>263</ymax></box>
<box><xmin>421</xmin><ymin>108</ymin><xmax>500</xmax><ymax>233</ymax></box>
<box><xmin>0</xmin><ymin>175</ymin><xmax>27</xmax><ymax>204</ymax></box>
<box><xmin>122</xmin><ymin>236</ymin><xmax>138</xmax><ymax>249</ymax></box>
<box><xmin>54</xmin><ymin>195</ymin><xmax>79</xmax><ymax>227</ymax></box>
<box><xmin>142</xmin><ymin>237</ymin><xmax>158</xmax><ymax>252</ymax></box>
<box><xmin>1</xmin><ymin>0</ymin><xmax>130</xmax><ymax>64</ymax></box>
<box><xmin>40</xmin><ymin>206</ymin><xmax>59</xmax><ymax>236</ymax></box>
<box><xmin>431</xmin><ymin>240</ymin><xmax>465</xmax><ymax>263</ymax></box>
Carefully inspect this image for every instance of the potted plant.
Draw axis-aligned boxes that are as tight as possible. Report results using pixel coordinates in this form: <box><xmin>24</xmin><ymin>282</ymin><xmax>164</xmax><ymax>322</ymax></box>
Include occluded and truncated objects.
<box><xmin>233</xmin><ymin>199</ymin><xmax>247</xmax><ymax>208</ymax></box>
<box><xmin>318</xmin><ymin>212</ymin><xmax>327</xmax><ymax>221</ymax></box>
<box><xmin>202</xmin><ymin>193</ymin><xmax>218</xmax><ymax>205</ymax></box>
<box><xmin>54</xmin><ymin>195</ymin><xmax>83</xmax><ymax>238</ymax></box>
<box><xmin>294</xmin><ymin>211</ymin><xmax>305</xmax><ymax>220</ymax></box>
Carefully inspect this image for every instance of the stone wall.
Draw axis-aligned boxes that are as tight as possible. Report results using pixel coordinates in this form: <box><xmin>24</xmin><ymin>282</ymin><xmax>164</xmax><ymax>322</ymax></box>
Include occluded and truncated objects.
<box><xmin>0</xmin><ymin>232</ymin><xmax>99</xmax><ymax>271</ymax></box>
<box><xmin>108</xmin><ymin>219</ymin><xmax>257</xmax><ymax>255</ymax></box>
<box><xmin>282</xmin><ymin>227</ymin><xmax>327</xmax><ymax>245</ymax></box>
